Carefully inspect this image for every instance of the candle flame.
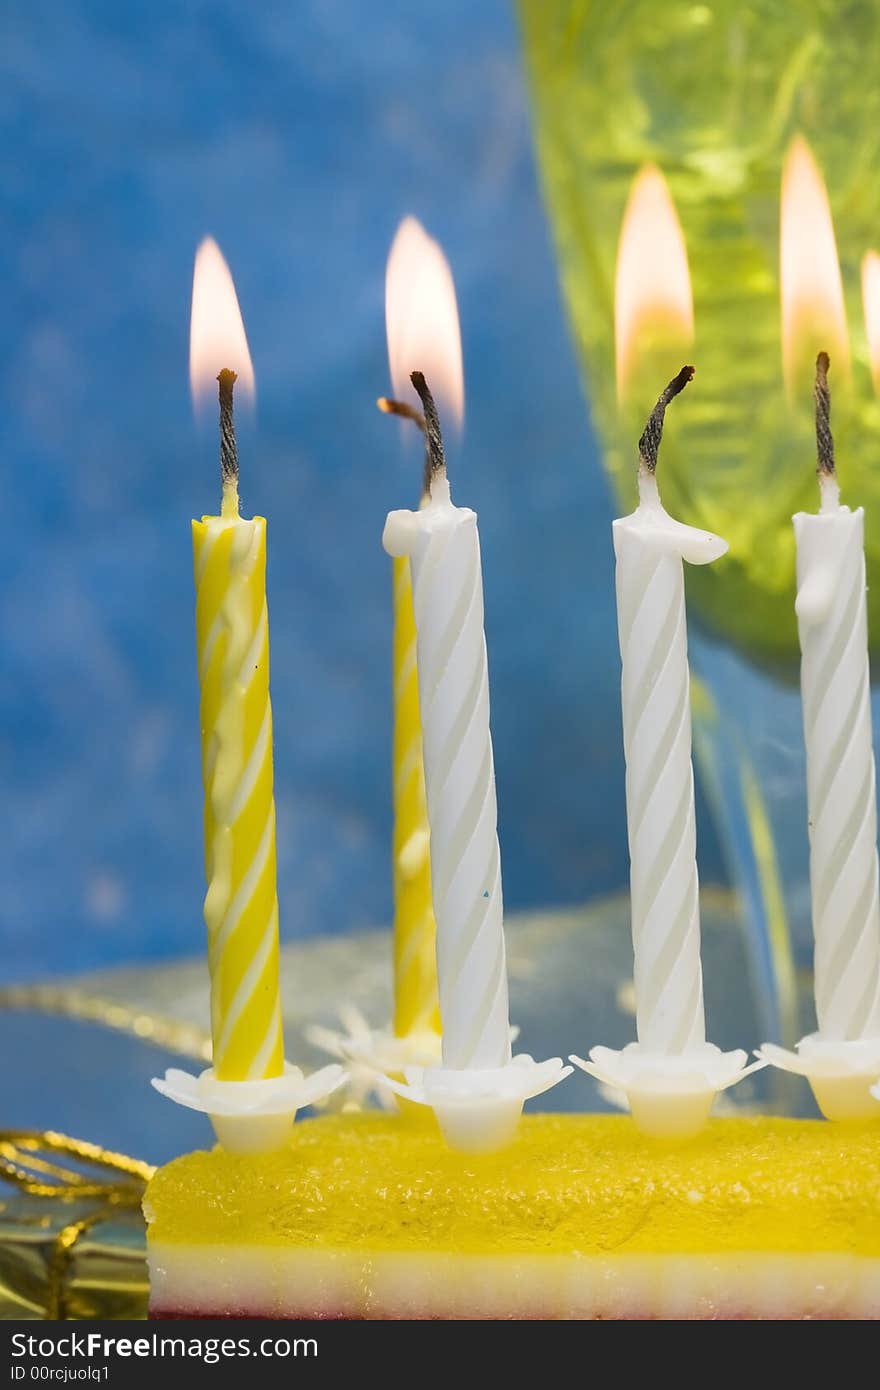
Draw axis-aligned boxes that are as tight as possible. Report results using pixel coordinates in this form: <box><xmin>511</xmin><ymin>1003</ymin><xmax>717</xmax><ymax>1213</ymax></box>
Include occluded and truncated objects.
<box><xmin>780</xmin><ymin>136</ymin><xmax>849</xmax><ymax>399</ymax></box>
<box><xmin>385</xmin><ymin>217</ymin><xmax>464</xmax><ymax>431</ymax></box>
<box><xmin>189</xmin><ymin>237</ymin><xmax>255</xmax><ymax>414</ymax></box>
<box><xmin>861</xmin><ymin>250</ymin><xmax>880</xmax><ymax>394</ymax></box>
<box><xmin>615</xmin><ymin>165</ymin><xmax>694</xmax><ymax>402</ymax></box>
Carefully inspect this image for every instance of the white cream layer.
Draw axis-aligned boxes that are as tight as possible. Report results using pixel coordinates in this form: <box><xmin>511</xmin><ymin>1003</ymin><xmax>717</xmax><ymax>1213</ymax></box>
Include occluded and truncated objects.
<box><xmin>149</xmin><ymin>1247</ymin><xmax>880</xmax><ymax>1319</ymax></box>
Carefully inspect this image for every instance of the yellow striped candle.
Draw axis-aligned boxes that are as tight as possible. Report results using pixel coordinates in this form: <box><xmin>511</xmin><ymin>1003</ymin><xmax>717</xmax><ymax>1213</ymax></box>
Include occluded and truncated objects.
<box><xmin>189</xmin><ymin>239</ymin><xmax>283</xmax><ymax>1084</ymax></box>
<box><xmin>193</xmin><ymin>486</ymin><xmax>284</xmax><ymax>1082</ymax></box>
<box><xmin>392</xmin><ymin>553</ymin><xmax>440</xmax><ymax>1039</ymax></box>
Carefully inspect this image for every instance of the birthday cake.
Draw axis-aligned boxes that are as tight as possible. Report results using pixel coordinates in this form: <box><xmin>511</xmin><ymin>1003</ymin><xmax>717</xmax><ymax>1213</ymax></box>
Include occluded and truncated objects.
<box><xmin>148</xmin><ymin>230</ymin><xmax>880</xmax><ymax>1325</ymax></box>
<box><xmin>144</xmin><ymin>1113</ymin><xmax>880</xmax><ymax>1320</ymax></box>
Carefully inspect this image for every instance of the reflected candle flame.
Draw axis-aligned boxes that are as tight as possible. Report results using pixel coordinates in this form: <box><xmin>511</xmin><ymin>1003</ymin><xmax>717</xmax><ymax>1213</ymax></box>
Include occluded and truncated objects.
<box><xmin>780</xmin><ymin>136</ymin><xmax>849</xmax><ymax>399</ymax></box>
<box><xmin>615</xmin><ymin>164</ymin><xmax>694</xmax><ymax>402</ymax></box>
<box><xmin>189</xmin><ymin>237</ymin><xmax>255</xmax><ymax>415</ymax></box>
<box><xmin>385</xmin><ymin>217</ymin><xmax>464</xmax><ymax>430</ymax></box>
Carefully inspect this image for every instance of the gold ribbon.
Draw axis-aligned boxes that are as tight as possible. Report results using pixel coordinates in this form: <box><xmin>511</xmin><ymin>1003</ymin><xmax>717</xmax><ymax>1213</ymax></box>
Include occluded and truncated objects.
<box><xmin>0</xmin><ymin>983</ymin><xmax>211</xmax><ymax>1061</ymax></box>
<box><xmin>0</xmin><ymin>1130</ymin><xmax>154</xmax><ymax>1319</ymax></box>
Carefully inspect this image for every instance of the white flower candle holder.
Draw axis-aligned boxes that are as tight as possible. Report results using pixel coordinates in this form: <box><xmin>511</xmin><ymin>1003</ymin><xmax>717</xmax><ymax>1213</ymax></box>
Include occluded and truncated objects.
<box><xmin>758</xmin><ymin>1037</ymin><xmax>880</xmax><ymax>1121</ymax></box>
<box><xmin>570</xmin><ymin>1045</ymin><xmax>765</xmax><ymax>1139</ymax></box>
<box><xmin>306</xmin><ymin>1006</ymin><xmax>442</xmax><ymax>1111</ymax></box>
<box><xmin>383</xmin><ymin>1055</ymin><xmax>572</xmax><ymax>1153</ymax></box>
<box><xmin>152</xmin><ymin>1061</ymin><xmax>346</xmax><ymax>1155</ymax></box>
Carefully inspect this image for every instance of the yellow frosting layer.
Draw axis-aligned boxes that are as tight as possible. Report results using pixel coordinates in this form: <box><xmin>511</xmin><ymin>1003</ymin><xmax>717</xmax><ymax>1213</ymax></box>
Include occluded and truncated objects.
<box><xmin>145</xmin><ymin>1113</ymin><xmax>880</xmax><ymax>1256</ymax></box>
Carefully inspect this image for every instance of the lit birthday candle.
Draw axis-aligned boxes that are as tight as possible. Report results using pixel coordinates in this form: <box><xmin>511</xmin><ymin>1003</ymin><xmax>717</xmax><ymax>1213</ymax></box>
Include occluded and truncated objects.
<box><xmin>573</xmin><ymin>370</ymin><xmax>760</xmax><ymax>1137</ymax></box>
<box><xmin>379</xmin><ymin>231</ymin><xmax>570</xmax><ymax>1149</ymax></box>
<box><xmin>302</xmin><ymin>221</ymin><xmax>460</xmax><ymax>1097</ymax></box>
<box><xmin>758</xmin><ymin>140</ymin><xmax>880</xmax><ymax>1118</ymax></box>
<box><xmin>760</xmin><ymin>356</ymin><xmax>880</xmax><ymax>1118</ymax></box>
<box><xmin>380</xmin><ymin>216</ymin><xmax>464</xmax><ymax>1040</ymax></box>
<box><xmin>152</xmin><ymin>239</ymin><xmax>344</xmax><ymax>1148</ymax></box>
<box><xmin>187</xmin><ymin>239</ymin><xmax>284</xmax><ymax>1083</ymax></box>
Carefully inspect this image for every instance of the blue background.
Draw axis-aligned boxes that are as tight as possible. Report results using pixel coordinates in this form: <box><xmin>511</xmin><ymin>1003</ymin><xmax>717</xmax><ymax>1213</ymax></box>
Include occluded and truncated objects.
<box><xmin>0</xmin><ymin>0</ymin><xmax>724</xmax><ymax>982</ymax></box>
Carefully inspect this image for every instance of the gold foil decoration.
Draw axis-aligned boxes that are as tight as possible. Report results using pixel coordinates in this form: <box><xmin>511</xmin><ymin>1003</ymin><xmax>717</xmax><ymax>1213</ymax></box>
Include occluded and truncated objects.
<box><xmin>0</xmin><ymin>1131</ymin><xmax>153</xmax><ymax>1320</ymax></box>
<box><xmin>0</xmin><ymin>1130</ymin><xmax>154</xmax><ymax>1199</ymax></box>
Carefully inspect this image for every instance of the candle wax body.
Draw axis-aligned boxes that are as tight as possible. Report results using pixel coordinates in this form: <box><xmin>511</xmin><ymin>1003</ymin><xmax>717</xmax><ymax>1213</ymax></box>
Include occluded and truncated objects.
<box><xmin>794</xmin><ymin>502</ymin><xmax>880</xmax><ymax>1040</ymax></box>
<box><xmin>192</xmin><ymin>511</ymin><xmax>284</xmax><ymax>1081</ymax></box>
<box><xmin>613</xmin><ymin>475</ymin><xmax>727</xmax><ymax>1054</ymax></box>
<box><xmin>384</xmin><ymin>479</ymin><xmax>511</xmax><ymax>1070</ymax></box>
<box><xmin>391</xmin><ymin>556</ymin><xmax>441</xmax><ymax>1039</ymax></box>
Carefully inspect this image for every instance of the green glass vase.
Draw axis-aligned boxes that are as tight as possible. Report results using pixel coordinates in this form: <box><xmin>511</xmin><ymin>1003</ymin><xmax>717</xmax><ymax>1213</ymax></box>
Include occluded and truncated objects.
<box><xmin>519</xmin><ymin>0</ymin><xmax>880</xmax><ymax>1052</ymax></box>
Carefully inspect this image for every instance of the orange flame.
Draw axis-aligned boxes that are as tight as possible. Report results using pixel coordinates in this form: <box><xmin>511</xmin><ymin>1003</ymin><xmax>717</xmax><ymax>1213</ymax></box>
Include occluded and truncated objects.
<box><xmin>780</xmin><ymin>136</ymin><xmax>849</xmax><ymax>398</ymax></box>
<box><xmin>861</xmin><ymin>250</ymin><xmax>880</xmax><ymax>394</ymax></box>
<box><xmin>615</xmin><ymin>164</ymin><xmax>694</xmax><ymax>401</ymax></box>
<box><xmin>189</xmin><ymin>237</ymin><xmax>255</xmax><ymax>414</ymax></box>
<box><xmin>385</xmin><ymin>217</ymin><xmax>464</xmax><ymax>430</ymax></box>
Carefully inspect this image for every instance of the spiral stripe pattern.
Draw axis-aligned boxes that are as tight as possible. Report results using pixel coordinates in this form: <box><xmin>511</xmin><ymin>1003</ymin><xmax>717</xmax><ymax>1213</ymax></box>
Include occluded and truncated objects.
<box><xmin>798</xmin><ymin>515</ymin><xmax>880</xmax><ymax>1040</ymax></box>
<box><xmin>616</xmin><ymin>545</ymin><xmax>705</xmax><ymax>1054</ymax></box>
<box><xmin>410</xmin><ymin>511</ymin><xmax>511</xmax><ymax>1070</ymax></box>
<box><xmin>391</xmin><ymin>556</ymin><xmax>441</xmax><ymax>1038</ymax></box>
<box><xmin>192</xmin><ymin>513</ymin><xmax>284</xmax><ymax>1081</ymax></box>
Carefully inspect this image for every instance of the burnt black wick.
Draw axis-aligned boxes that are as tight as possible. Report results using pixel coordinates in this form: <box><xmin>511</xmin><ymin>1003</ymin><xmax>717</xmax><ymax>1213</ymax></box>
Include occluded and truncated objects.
<box><xmin>638</xmin><ymin>365</ymin><xmax>695</xmax><ymax>476</ymax></box>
